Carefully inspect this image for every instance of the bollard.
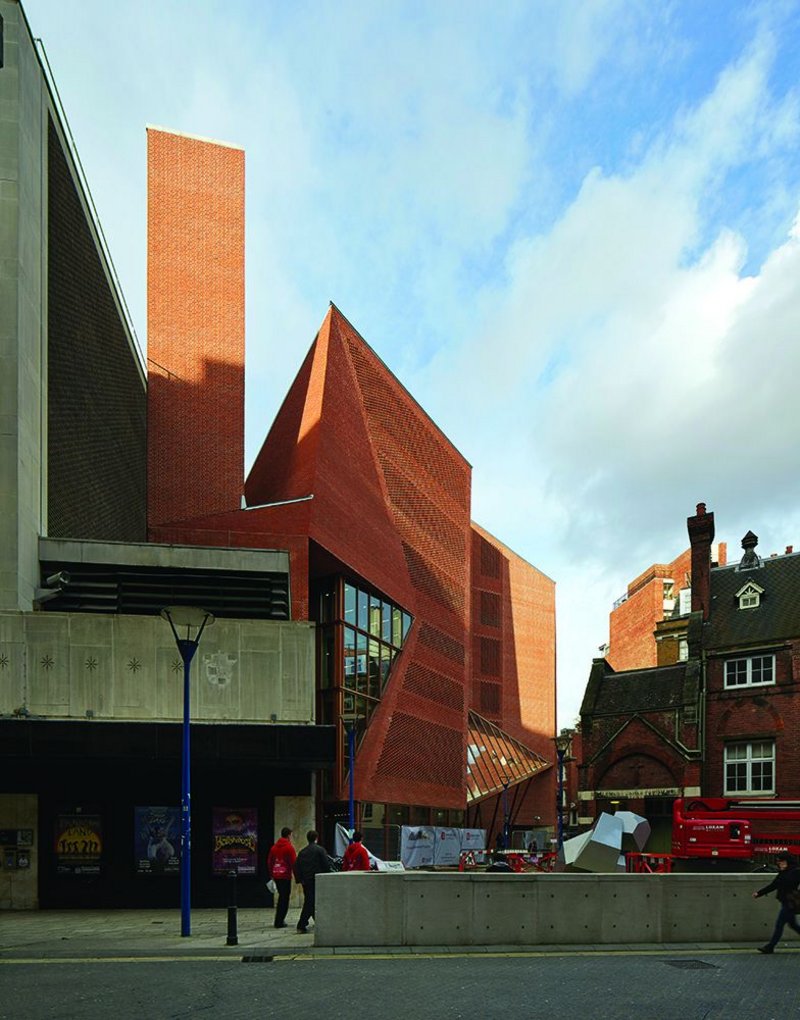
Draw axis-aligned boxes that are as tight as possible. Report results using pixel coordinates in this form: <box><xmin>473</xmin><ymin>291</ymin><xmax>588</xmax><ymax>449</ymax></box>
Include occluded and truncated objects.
<box><xmin>226</xmin><ymin>869</ymin><xmax>239</xmax><ymax>946</ymax></box>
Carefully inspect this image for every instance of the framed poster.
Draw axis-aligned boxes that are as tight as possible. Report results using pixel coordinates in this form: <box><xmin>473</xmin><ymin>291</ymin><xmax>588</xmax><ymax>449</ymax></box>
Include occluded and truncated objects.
<box><xmin>211</xmin><ymin>807</ymin><xmax>258</xmax><ymax>875</ymax></box>
<box><xmin>134</xmin><ymin>806</ymin><xmax>180</xmax><ymax>875</ymax></box>
<box><xmin>54</xmin><ymin>813</ymin><xmax>102</xmax><ymax>875</ymax></box>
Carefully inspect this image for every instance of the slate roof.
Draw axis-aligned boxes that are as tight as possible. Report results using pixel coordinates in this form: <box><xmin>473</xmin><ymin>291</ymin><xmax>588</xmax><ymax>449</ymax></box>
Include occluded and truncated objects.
<box><xmin>707</xmin><ymin>551</ymin><xmax>800</xmax><ymax>649</ymax></box>
<box><xmin>585</xmin><ymin>663</ymin><xmax>690</xmax><ymax>717</ymax></box>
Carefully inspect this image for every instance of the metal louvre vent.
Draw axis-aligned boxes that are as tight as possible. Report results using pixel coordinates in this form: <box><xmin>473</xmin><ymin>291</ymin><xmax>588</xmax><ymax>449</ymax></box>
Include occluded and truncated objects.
<box><xmin>39</xmin><ymin>562</ymin><xmax>290</xmax><ymax>619</ymax></box>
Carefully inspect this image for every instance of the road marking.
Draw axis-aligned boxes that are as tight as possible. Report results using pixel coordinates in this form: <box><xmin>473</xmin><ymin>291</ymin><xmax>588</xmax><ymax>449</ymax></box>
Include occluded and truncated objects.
<box><xmin>0</xmin><ymin>956</ymin><xmax>234</xmax><ymax>965</ymax></box>
<box><xmin>276</xmin><ymin>946</ymin><xmax>800</xmax><ymax>962</ymax></box>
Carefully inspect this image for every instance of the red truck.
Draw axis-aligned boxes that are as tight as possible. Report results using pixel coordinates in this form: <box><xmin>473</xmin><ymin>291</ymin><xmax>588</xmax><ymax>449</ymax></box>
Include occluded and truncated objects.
<box><xmin>628</xmin><ymin>798</ymin><xmax>800</xmax><ymax>872</ymax></box>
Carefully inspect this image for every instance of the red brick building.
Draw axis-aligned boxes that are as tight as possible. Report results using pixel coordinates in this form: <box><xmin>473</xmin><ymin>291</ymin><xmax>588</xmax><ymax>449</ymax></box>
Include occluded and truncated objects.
<box><xmin>608</xmin><ymin>543</ymin><xmax>726</xmax><ymax>672</ymax></box>
<box><xmin>145</xmin><ymin>129</ymin><xmax>557</xmax><ymax>852</ymax></box>
<box><xmin>703</xmin><ymin>531</ymin><xmax>800</xmax><ymax>802</ymax></box>
<box><xmin>579</xmin><ymin>504</ymin><xmax>800</xmax><ymax>850</ymax></box>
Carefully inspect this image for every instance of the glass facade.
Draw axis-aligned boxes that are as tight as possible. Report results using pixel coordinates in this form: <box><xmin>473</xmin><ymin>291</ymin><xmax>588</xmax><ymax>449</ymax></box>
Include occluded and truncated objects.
<box><xmin>316</xmin><ymin>578</ymin><xmax>412</xmax><ymax>792</ymax></box>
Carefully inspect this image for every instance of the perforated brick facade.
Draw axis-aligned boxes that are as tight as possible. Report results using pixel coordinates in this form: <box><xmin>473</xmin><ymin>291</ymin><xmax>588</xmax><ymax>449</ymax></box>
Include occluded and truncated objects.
<box><xmin>470</xmin><ymin>526</ymin><xmax>556</xmax><ymax>760</ymax></box>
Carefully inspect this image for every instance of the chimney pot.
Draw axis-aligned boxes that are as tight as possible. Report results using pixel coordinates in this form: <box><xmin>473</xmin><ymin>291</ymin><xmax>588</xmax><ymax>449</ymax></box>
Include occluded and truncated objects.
<box><xmin>786</xmin><ymin>546</ymin><xmax>794</xmax><ymax>554</ymax></box>
<box><xmin>696</xmin><ymin>502</ymin><xmax>706</xmax><ymax>516</ymax></box>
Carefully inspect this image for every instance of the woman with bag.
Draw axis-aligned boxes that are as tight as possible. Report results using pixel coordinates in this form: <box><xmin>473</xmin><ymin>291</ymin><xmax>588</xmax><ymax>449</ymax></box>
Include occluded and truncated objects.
<box><xmin>267</xmin><ymin>826</ymin><xmax>297</xmax><ymax>928</ymax></box>
<box><xmin>753</xmin><ymin>850</ymin><xmax>800</xmax><ymax>953</ymax></box>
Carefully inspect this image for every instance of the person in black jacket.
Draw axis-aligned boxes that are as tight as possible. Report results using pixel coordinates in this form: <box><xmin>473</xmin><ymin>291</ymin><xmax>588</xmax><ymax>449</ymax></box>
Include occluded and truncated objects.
<box><xmin>753</xmin><ymin>850</ymin><xmax>800</xmax><ymax>953</ymax></box>
<box><xmin>293</xmin><ymin>830</ymin><xmax>331</xmax><ymax>934</ymax></box>
<box><xmin>486</xmin><ymin>851</ymin><xmax>513</xmax><ymax>872</ymax></box>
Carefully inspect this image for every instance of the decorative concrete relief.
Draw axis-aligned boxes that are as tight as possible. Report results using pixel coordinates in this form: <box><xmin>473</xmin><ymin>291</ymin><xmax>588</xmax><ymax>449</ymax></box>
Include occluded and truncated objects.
<box><xmin>203</xmin><ymin>651</ymin><xmax>237</xmax><ymax>687</ymax></box>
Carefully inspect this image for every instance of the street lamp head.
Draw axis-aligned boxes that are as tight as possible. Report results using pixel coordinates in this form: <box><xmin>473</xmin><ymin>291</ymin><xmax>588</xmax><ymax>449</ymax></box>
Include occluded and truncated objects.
<box><xmin>161</xmin><ymin>605</ymin><xmax>215</xmax><ymax>644</ymax></box>
<box><xmin>553</xmin><ymin>729</ymin><xmax>573</xmax><ymax>756</ymax></box>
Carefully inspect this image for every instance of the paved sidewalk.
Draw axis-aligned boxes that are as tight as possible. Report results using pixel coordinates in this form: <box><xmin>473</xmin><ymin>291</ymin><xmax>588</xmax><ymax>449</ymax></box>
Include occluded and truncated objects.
<box><xmin>2</xmin><ymin>909</ymin><xmax>798</xmax><ymax>962</ymax></box>
<box><xmin>0</xmin><ymin>908</ymin><xmax>313</xmax><ymax>960</ymax></box>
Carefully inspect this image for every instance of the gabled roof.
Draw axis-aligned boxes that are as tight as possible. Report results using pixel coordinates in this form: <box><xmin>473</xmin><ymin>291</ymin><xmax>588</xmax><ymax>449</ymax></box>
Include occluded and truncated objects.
<box><xmin>707</xmin><ymin>552</ymin><xmax>800</xmax><ymax>649</ymax></box>
<box><xmin>582</xmin><ymin>662</ymin><xmax>691</xmax><ymax>717</ymax></box>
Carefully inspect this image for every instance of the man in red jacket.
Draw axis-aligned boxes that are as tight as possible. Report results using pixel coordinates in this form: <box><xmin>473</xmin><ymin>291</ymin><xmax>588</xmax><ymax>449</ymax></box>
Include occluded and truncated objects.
<box><xmin>267</xmin><ymin>827</ymin><xmax>297</xmax><ymax>928</ymax></box>
<box><xmin>342</xmin><ymin>830</ymin><xmax>370</xmax><ymax>871</ymax></box>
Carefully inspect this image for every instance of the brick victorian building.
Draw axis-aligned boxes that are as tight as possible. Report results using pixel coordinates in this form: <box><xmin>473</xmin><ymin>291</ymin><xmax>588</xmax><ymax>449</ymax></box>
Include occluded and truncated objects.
<box><xmin>579</xmin><ymin>504</ymin><xmax>800</xmax><ymax>849</ymax></box>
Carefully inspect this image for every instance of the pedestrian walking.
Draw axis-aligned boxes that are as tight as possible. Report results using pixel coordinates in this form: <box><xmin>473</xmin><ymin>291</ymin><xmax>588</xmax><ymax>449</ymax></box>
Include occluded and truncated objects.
<box><xmin>267</xmin><ymin>826</ymin><xmax>296</xmax><ymax>928</ymax></box>
<box><xmin>293</xmin><ymin>830</ymin><xmax>331</xmax><ymax>933</ymax></box>
<box><xmin>753</xmin><ymin>850</ymin><xmax>800</xmax><ymax>953</ymax></box>
<box><xmin>342</xmin><ymin>830</ymin><xmax>370</xmax><ymax>871</ymax></box>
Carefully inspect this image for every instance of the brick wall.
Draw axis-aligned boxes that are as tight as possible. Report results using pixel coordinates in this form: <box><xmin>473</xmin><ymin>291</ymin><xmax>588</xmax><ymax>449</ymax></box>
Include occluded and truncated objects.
<box><xmin>47</xmin><ymin>118</ymin><xmax>146</xmax><ymax>541</ymax></box>
<box><xmin>704</xmin><ymin>641</ymin><xmax>800</xmax><ymax>798</ymax></box>
<box><xmin>608</xmin><ymin>548</ymin><xmax>693</xmax><ymax>671</ymax></box>
<box><xmin>469</xmin><ymin>525</ymin><xmax>556</xmax><ymax>762</ymax></box>
<box><xmin>147</xmin><ymin>128</ymin><xmax>244</xmax><ymax>527</ymax></box>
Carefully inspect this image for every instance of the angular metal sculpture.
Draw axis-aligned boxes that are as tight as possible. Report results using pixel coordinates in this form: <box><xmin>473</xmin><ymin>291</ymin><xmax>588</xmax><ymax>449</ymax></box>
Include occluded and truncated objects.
<box><xmin>559</xmin><ymin>827</ymin><xmax>593</xmax><ymax>870</ymax></box>
<box><xmin>614</xmin><ymin>810</ymin><xmax>651</xmax><ymax>852</ymax></box>
<box><xmin>559</xmin><ymin>810</ymin><xmax>653</xmax><ymax>873</ymax></box>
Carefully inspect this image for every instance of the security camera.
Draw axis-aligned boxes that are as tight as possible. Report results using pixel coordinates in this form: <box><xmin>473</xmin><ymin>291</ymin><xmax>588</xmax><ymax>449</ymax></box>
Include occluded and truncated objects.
<box><xmin>45</xmin><ymin>571</ymin><xmax>70</xmax><ymax>587</ymax></box>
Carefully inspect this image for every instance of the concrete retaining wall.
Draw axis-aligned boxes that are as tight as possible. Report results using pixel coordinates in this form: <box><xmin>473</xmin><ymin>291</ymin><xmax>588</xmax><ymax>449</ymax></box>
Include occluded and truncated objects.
<box><xmin>315</xmin><ymin>872</ymin><xmax>777</xmax><ymax>947</ymax></box>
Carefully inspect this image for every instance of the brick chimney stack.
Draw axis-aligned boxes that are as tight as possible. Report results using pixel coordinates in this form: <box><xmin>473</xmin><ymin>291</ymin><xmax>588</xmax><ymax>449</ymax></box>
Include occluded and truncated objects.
<box><xmin>146</xmin><ymin>127</ymin><xmax>245</xmax><ymax>529</ymax></box>
<box><xmin>687</xmin><ymin>502</ymin><xmax>715</xmax><ymax>620</ymax></box>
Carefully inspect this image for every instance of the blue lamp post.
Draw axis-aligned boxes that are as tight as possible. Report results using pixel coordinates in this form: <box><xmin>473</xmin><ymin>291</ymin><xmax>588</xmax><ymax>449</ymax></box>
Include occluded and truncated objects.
<box><xmin>343</xmin><ymin>714</ymin><xmax>362</xmax><ymax>834</ymax></box>
<box><xmin>553</xmin><ymin>729</ymin><xmax>574</xmax><ymax>852</ymax></box>
<box><xmin>501</xmin><ymin>776</ymin><xmax>511</xmax><ymax>850</ymax></box>
<box><xmin>161</xmin><ymin>605</ymin><xmax>214</xmax><ymax>937</ymax></box>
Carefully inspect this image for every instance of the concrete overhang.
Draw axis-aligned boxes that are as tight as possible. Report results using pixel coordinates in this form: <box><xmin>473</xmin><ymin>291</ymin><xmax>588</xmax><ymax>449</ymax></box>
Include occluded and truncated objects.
<box><xmin>39</xmin><ymin>537</ymin><xmax>289</xmax><ymax>575</ymax></box>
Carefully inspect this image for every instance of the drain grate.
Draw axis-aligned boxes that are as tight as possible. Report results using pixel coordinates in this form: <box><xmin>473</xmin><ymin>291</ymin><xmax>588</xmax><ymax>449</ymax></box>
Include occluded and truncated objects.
<box><xmin>665</xmin><ymin>959</ymin><xmax>718</xmax><ymax>970</ymax></box>
<box><xmin>241</xmin><ymin>955</ymin><xmax>274</xmax><ymax>963</ymax></box>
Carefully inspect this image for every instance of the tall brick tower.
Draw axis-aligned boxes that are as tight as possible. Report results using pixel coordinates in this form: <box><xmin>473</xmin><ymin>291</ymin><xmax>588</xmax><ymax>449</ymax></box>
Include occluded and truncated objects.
<box><xmin>146</xmin><ymin>127</ymin><xmax>245</xmax><ymax>528</ymax></box>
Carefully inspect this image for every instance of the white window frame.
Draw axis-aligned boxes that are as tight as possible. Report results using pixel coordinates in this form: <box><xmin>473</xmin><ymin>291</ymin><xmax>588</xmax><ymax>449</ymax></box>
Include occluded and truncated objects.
<box><xmin>724</xmin><ymin>739</ymin><xmax>775</xmax><ymax>795</ymax></box>
<box><xmin>723</xmin><ymin>654</ymin><xmax>775</xmax><ymax>689</ymax></box>
<box><xmin>735</xmin><ymin>580</ymin><xmax>764</xmax><ymax>610</ymax></box>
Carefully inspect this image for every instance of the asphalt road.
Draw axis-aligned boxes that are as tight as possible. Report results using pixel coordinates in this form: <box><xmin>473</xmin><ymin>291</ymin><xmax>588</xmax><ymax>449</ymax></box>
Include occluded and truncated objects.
<box><xmin>1</xmin><ymin>951</ymin><xmax>799</xmax><ymax>1020</ymax></box>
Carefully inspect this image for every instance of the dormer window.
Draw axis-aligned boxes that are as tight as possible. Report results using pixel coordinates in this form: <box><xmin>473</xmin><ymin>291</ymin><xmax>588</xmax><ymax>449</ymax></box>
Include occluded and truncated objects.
<box><xmin>735</xmin><ymin>581</ymin><xmax>764</xmax><ymax>610</ymax></box>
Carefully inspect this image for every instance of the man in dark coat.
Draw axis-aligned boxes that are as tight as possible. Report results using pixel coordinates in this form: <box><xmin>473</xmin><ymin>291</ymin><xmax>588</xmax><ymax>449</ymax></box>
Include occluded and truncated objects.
<box><xmin>753</xmin><ymin>850</ymin><xmax>800</xmax><ymax>953</ymax></box>
<box><xmin>293</xmin><ymin>830</ymin><xmax>331</xmax><ymax>934</ymax></box>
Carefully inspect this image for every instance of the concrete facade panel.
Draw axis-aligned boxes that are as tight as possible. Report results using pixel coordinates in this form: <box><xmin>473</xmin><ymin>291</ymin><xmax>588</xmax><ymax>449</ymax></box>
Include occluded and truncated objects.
<box><xmin>0</xmin><ymin>612</ymin><xmax>315</xmax><ymax>724</ymax></box>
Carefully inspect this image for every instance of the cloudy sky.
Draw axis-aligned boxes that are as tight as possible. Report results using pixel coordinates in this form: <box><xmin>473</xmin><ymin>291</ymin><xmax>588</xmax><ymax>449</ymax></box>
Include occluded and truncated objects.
<box><xmin>23</xmin><ymin>0</ymin><xmax>800</xmax><ymax>726</ymax></box>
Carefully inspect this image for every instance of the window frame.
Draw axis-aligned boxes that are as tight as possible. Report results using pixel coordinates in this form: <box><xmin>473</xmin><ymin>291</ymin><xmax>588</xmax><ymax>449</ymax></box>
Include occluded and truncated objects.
<box><xmin>723</xmin><ymin>654</ymin><xmax>775</xmax><ymax>690</ymax></box>
<box><xmin>724</xmin><ymin>739</ymin><xmax>775</xmax><ymax>796</ymax></box>
<box><xmin>735</xmin><ymin>581</ymin><xmax>764</xmax><ymax>611</ymax></box>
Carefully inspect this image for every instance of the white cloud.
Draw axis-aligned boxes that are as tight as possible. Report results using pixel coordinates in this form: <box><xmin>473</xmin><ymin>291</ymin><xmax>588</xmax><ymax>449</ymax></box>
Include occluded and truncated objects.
<box><xmin>412</xmin><ymin>32</ymin><xmax>800</xmax><ymax>723</ymax></box>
